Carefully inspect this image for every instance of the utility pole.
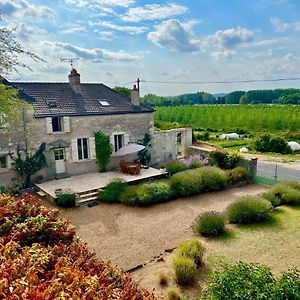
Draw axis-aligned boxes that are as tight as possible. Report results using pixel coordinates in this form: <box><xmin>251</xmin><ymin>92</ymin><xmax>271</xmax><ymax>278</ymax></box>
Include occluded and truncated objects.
<box><xmin>137</xmin><ymin>78</ymin><xmax>140</xmax><ymax>91</ymax></box>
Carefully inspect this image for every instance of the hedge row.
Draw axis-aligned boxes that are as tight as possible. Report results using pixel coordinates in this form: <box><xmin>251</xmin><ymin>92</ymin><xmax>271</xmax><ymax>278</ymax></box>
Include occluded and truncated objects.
<box><xmin>0</xmin><ymin>193</ymin><xmax>156</xmax><ymax>300</ymax></box>
<box><xmin>98</xmin><ymin>166</ymin><xmax>251</xmax><ymax>207</ymax></box>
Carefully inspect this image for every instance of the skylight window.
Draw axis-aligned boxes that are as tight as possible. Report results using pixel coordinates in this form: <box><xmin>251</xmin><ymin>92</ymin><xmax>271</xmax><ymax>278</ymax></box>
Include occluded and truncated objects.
<box><xmin>99</xmin><ymin>99</ymin><xmax>110</xmax><ymax>106</ymax></box>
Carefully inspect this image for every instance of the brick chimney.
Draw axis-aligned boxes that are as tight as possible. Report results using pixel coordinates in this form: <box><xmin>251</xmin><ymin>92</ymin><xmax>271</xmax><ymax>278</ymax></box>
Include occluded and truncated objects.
<box><xmin>131</xmin><ymin>84</ymin><xmax>140</xmax><ymax>106</ymax></box>
<box><xmin>68</xmin><ymin>68</ymin><xmax>81</xmax><ymax>94</ymax></box>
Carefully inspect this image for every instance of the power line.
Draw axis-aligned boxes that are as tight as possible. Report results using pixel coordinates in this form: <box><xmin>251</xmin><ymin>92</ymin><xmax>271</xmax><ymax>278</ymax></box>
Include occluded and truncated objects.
<box><xmin>140</xmin><ymin>77</ymin><xmax>300</xmax><ymax>85</ymax></box>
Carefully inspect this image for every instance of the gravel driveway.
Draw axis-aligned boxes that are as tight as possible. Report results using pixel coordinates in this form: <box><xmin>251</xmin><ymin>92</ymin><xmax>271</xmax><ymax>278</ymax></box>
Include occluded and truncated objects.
<box><xmin>55</xmin><ymin>184</ymin><xmax>268</xmax><ymax>271</ymax></box>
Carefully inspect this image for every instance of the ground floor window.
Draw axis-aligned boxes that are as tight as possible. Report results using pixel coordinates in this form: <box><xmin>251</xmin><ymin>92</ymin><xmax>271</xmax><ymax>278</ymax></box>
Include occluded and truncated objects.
<box><xmin>77</xmin><ymin>138</ymin><xmax>89</xmax><ymax>160</ymax></box>
<box><xmin>0</xmin><ymin>155</ymin><xmax>7</xmax><ymax>169</ymax></box>
<box><xmin>114</xmin><ymin>134</ymin><xmax>124</xmax><ymax>152</ymax></box>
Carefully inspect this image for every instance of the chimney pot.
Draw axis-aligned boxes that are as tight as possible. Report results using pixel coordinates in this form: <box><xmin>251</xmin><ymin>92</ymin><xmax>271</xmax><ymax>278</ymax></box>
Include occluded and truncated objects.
<box><xmin>68</xmin><ymin>68</ymin><xmax>81</xmax><ymax>94</ymax></box>
<box><xmin>131</xmin><ymin>84</ymin><xmax>140</xmax><ymax>106</ymax></box>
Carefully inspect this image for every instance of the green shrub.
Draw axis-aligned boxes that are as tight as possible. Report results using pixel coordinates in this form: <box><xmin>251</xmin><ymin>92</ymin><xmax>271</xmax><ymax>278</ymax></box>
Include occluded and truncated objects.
<box><xmin>282</xmin><ymin>180</ymin><xmax>300</xmax><ymax>191</ymax></box>
<box><xmin>195</xmin><ymin>211</ymin><xmax>226</xmax><ymax>237</ymax></box>
<box><xmin>190</xmin><ymin>159</ymin><xmax>203</xmax><ymax>169</ymax></box>
<box><xmin>252</xmin><ymin>133</ymin><xmax>292</xmax><ymax>154</ymax></box>
<box><xmin>142</xmin><ymin>182</ymin><xmax>173</xmax><ymax>204</ymax></box>
<box><xmin>276</xmin><ymin>269</ymin><xmax>300</xmax><ymax>299</ymax></box>
<box><xmin>55</xmin><ymin>193</ymin><xmax>76</xmax><ymax>208</ymax></box>
<box><xmin>177</xmin><ymin>239</ymin><xmax>205</xmax><ymax>267</ymax></box>
<box><xmin>166</xmin><ymin>161</ymin><xmax>188</xmax><ymax>175</ymax></box>
<box><xmin>209</xmin><ymin>150</ymin><xmax>241</xmax><ymax>169</ymax></box>
<box><xmin>227</xmin><ymin>196</ymin><xmax>272</xmax><ymax>224</ymax></box>
<box><xmin>226</xmin><ymin>167</ymin><xmax>251</xmax><ymax>185</ymax></box>
<box><xmin>170</xmin><ymin>169</ymin><xmax>202</xmax><ymax>197</ymax></box>
<box><xmin>264</xmin><ymin>184</ymin><xmax>300</xmax><ymax>207</ymax></box>
<box><xmin>199</xmin><ymin>167</ymin><xmax>227</xmax><ymax>191</ymax></box>
<box><xmin>173</xmin><ymin>255</ymin><xmax>197</xmax><ymax>286</ymax></box>
<box><xmin>119</xmin><ymin>186</ymin><xmax>140</xmax><ymax>206</ymax></box>
<box><xmin>98</xmin><ymin>179</ymin><xmax>128</xmax><ymax>203</ymax></box>
<box><xmin>119</xmin><ymin>182</ymin><xmax>172</xmax><ymax>206</ymax></box>
<box><xmin>167</xmin><ymin>289</ymin><xmax>181</xmax><ymax>300</ymax></box>
<box><xmin>203</xmin><ymin>262</ymin><xmax>277</xmax><ymax>300</ymax></box>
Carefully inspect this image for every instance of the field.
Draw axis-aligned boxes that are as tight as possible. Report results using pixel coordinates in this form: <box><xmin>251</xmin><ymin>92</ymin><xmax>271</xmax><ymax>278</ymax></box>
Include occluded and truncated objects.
<box><xmin>155</xmin><ymin>104</ymin><xmax>300</xmax><ymax>132</ymax></box>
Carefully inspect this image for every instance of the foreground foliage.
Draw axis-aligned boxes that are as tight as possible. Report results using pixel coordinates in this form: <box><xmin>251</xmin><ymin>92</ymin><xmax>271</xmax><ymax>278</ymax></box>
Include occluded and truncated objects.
<box><xmin>0</xmin><ymin>193</ymin><xmax>156</xmax><ymax>300</ymax></box>
<box><xmin>202</xmin><ymin>262</ymin><xmax>300</xmax><ymax>300</ymax></box>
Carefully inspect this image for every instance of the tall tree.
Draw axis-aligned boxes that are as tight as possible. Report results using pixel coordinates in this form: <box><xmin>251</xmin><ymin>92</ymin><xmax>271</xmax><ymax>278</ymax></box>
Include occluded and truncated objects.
<box><xmin>113</xmin><ymin>86</ymin><xmax>131</xmax><ymax>98</ymax></box>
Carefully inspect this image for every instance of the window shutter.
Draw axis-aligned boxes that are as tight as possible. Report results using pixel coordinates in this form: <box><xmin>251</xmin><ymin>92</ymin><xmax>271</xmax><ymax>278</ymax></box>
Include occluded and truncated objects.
<box><xmin>124</xmin><ymin>133</ymin><xmax>129</xmax><ymax>145</ymax></box>
<box><xmin>46</xmin><ymin>117</ymin><xmax>52</xmax><ymax>133</ymax></box>
<box><xmin>71</xmin><ymin>139</ymin><xmax>78</xmax><ymax>162</ymax></box>
<box><xmin>63</xmin><ymin>116</ymin><xmax>70</xmax><ymax>133</ymax></box>
<box><xmin>89</xmin><ymin>137</ymin><xmax>96</xmax><ymax>159</ymax></box>
<box><xmin>110</xmin><ymin>134</ymin><xmax>115</xmax><ymax>153</ymax></box>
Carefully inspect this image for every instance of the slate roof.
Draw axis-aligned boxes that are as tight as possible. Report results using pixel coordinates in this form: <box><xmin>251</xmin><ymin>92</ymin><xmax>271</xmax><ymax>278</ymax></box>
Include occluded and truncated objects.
<box><xmin>8</xmin><ymin>81</ymin><xmax>153</xmax><ymax>118</ymax></box>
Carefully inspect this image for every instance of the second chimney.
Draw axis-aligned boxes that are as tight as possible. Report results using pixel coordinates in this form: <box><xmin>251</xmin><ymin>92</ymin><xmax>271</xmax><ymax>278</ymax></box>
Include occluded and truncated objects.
<box><xmin>131</xmin><ymin>84</ymin><xmax>140</xmax><ymax>106</ymax></box>
<box><xmin>68</xmin><ymin>68</ymin><xmax>81</xmax><ymax>94</ymax></box>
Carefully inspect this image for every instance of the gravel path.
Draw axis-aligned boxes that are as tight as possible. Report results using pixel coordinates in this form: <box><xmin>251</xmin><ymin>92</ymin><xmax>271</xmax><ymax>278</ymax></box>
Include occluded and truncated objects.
<box><xmin>56</xmin><ymin>184</ymin><xmax>268</xmax><ymax>271</ymax></box>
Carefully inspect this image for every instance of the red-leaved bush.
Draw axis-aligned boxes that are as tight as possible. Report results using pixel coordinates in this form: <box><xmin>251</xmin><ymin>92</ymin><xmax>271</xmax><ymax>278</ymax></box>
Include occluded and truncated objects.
<box><xmin>0</xmin><ymin>193</ymin><xmax>157</xmax><ymax>300</ymax></box>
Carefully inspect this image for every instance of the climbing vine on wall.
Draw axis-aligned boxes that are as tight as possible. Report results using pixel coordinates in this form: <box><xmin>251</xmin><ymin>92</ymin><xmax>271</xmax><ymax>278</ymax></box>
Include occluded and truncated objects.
<box><xmin>94</xmin><ymin>131</ymin><xmax>112</xmax><ymax>172</ymax></box>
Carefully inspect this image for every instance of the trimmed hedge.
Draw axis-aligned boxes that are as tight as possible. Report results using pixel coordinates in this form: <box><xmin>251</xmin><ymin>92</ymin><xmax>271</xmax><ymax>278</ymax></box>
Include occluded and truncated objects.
<box><xmin>226</xmin><ymin>167</ymin><xmax>251</xmax><ymax>185</ymax></box>
<box><xmin>98</xmin><ymin>179</ymin><xmax>128</xmax><ymax>203</ymax></box>
<box><xmin>55</xmin><ymin>192</ymin><xmax>76</xmax><ymax>208</ymax></box>
<box><xmin>166</xmin><ymin>161</ymin><xmax>188</xmax><ymax>175</ymax></box>
<box><xmin>195</xmin><ymin>211</ymin><xmax>226</xmax><ymax>237</ymax></box>
<box><xmin>170</xmin><ymin>167</ymin><xmax>227</xmax><ymax>197</ymax></box>
<box><xmin>227</xmin><ymin>196</ymin><xmax>272</xmax><ymax>224</ymax></box>
<box><xmin>120</xmin><ymin>182</ymin><xmax>172</xmax><ymax>206</ymax></box>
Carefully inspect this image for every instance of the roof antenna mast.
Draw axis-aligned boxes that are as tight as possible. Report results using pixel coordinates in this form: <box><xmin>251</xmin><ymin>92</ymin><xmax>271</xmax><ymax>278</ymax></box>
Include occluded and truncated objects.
<box><xmin>60</xmin><ymin>57</ymin><xmax>79</xmax><ymax>69</ymax></box>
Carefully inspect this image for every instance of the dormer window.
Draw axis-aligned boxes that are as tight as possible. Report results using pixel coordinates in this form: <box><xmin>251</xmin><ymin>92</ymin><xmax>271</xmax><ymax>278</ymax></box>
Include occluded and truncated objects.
<box><xmin>99</xmin><ymin>99</ymin><xmax>110</xmax><ymax>106</ymax></box>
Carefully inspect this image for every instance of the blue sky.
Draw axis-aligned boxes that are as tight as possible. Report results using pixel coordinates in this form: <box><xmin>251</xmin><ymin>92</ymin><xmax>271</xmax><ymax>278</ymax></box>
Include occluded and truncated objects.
<box><xmin>1</xmin><ymin>0</ymin><xmax>300</xmax><ymax>95</ymax></box>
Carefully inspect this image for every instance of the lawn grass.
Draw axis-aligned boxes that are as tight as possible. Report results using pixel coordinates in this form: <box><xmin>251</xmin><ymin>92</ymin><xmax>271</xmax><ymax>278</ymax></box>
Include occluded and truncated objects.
<box><xmin>205</xmin><ymin>206</ymin><xmax>300</xmax><ymax>275</ymax></box>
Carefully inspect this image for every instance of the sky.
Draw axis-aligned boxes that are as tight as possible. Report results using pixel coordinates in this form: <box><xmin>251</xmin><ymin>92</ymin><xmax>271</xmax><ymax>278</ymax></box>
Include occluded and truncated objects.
<box><xmin>1</xmin><ymin>0</ymin><xmax>300</xmax><ymax>96</ymax></box>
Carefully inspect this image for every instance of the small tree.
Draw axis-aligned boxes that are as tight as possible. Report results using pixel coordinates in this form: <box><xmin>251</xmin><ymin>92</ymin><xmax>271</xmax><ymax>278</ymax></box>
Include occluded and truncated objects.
<box><xmin>94</xmin><ymin>131</ymin><xmax>112</xmax><ymax>172</ymax></box>
<box><xmin>9</xmin><ymin>143</ymin><xmax>47</xmax><ymax>188</ymax></box>
<box><xmin>137</xmin><ymin>133</ymin><xmax>152</xmax><ymax>165</ymax></box>
<box><xmin>239</xmin><ymin>95</ymin><xmax>249</xmax><ymax>105</ymax></box>
<box><xmin>113</xmin><ymin>86</ymin><xmax>131</xmax><ymax>98</ymax></box>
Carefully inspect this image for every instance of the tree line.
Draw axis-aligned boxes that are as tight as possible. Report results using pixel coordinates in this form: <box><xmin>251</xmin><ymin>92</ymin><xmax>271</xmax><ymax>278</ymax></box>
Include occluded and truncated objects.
<box><xmin>140</xmin><ymin>88</ymin><xmax>300</xmax><ymax>107</ymax></box>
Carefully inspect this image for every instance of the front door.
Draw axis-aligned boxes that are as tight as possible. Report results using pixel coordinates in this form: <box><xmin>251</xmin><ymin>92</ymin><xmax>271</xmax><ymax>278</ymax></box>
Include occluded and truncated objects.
<box><xmin>54</xmin><ymin>148</ymin><xmax>66</xmax><ymax>174</ymax></box>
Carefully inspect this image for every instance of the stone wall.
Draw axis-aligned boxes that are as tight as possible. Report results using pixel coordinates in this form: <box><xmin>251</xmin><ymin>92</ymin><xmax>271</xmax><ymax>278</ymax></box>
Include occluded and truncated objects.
<box><xmin>151</xmin><ymin>128</ymin><xmax>193</xmax><ymax>164</ymax></box>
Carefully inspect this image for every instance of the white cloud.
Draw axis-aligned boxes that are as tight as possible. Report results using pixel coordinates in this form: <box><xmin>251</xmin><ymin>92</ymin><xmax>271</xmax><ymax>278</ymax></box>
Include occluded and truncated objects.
<box><xmin>205</xmin><ymin>27</ymin><xmax>254</xmax><ymax>49</ymax></box>
<box><xmin>121</xmin><ymin>3</ymin><xmax>188</xmax><ymax>22</ymax></box>
<box><xmin>61</xmin><ymin>25</ymin><xmax>87</xmax><ymax>34</ymax></box>
<box><xmin>271</xmin><ymin>17</ymin><xmax>300</xmax><ymax>32</ymax></box>
<box><xmin>64</xmin><ymin>0</ymin><xmax>134</xmax><ymax>8</ymax></box>
<box><xmin>211</xmin><ymin>50</ymin><xmax>235</xmax><ymax>59</ymax></box>
<box><xmin>147</xmin><ymin>19</ymin><xmax>201</xmax><ymax>53</ymax></box>
<box><xmin>247</xmin><ymin>49</ymin><xmax>273</xmax><ymax>58</ymax></box>
<box><xmin>91</xmin><ymin>20</ymin><xmax>147</xmax><ymax>35</ymax></box>
<box><xmin>45</xmin><ymin>41</ymin><xmax>138</xmax><ymax>62</ymax></box>
<box><xmin>0</xmin><ymin>0</ymin><xmax>54</xmax><ymax>19</ymax></box>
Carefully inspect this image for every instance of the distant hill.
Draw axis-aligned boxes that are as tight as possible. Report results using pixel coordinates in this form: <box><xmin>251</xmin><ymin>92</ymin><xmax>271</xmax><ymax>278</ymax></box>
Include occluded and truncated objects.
<box><xmin>213</xmin><ymin>93</ymin><xmax>227</xmax><ymax>98</ymax></box>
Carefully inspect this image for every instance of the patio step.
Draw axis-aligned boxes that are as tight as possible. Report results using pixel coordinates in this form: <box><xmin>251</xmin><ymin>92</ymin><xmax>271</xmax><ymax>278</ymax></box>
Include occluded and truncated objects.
<box><xmin>79</xmin><ymin>191</ymin><xmax>99</xmax><ymax>199</ymax></box>
<box><xmin>78</xmin><ymin>190</ymin><xmax>99</xmax><ymax>205</ymax></box>
<box><xmin>79</xmin><ymin>196</ymin><xmax>98</xmax><ymax>204</ymax></box>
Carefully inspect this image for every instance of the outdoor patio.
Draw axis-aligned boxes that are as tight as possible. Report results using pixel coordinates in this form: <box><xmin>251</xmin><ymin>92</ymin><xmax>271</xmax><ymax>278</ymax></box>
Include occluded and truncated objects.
<box><xmin>36</xmin><ymin>167</ymin><xmax>167</xmax><ymax>201</ymax></box>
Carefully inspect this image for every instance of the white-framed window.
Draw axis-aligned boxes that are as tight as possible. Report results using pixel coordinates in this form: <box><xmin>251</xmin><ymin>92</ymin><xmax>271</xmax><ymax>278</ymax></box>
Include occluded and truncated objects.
<box><xmin>77</xmin><ymin>138</ymin><xmax>89</xmax><ymax>160</ymax></box>
<box><xmin>52</xmin><ymin>116</ymin><xmax>63</xmax><ymax>132</ymax></box>
<box><xmin>114</xmin><ymin>134</ymin><xmax>124</xmax><ymax>152</ymax></box>
<box><xmin>0</xmin><ymin>155</ymin><xmax>8</xmax><ymax>169</ymax></box>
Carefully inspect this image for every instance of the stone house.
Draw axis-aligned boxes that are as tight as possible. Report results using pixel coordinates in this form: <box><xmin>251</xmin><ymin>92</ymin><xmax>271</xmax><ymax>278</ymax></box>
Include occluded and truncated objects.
<box><xmin>0</xmin><ymin>69</ymin><xmax>192</xmax><ymax>189</ymax></box>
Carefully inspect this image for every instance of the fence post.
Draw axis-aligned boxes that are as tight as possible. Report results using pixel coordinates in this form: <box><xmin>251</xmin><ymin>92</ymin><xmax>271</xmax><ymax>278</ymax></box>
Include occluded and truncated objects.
<box><xmin>274</xmin><ymin>164</ymin><xmax>278</xmax><ymax>181</ymax></box>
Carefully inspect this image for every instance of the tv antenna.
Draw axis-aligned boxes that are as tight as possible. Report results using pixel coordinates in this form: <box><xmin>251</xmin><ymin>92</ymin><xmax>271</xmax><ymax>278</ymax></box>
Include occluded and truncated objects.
<box><xmin>60</xmin><ymin>57</ymin><xmax>79</xmax><ymax>69</ymax></box>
